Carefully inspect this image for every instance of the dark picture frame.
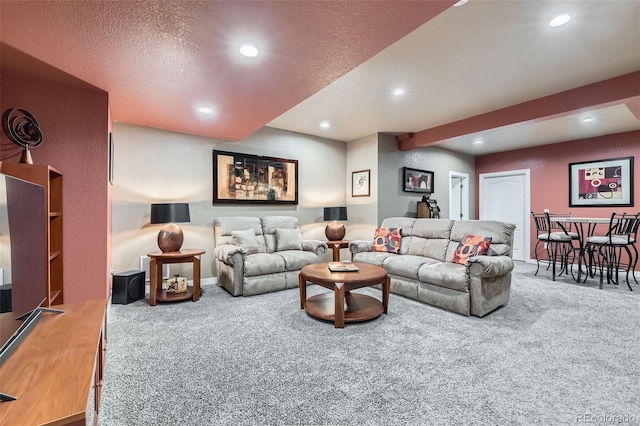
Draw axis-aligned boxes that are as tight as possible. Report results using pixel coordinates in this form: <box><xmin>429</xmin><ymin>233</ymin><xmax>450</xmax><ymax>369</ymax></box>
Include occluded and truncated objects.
<box><xmin>352</xmin><ymin>169</ymin><xmax>370</xmax><ymax>197</ymax></box>
<box><xmin>212</xmin><ymin>150</ymin><xmax>298</xmax><ymax>204</ymax></box>
<box><xmin>402</xmin><ymin>167</ymin><xmax>434</xmax><ymax>194</ymax></box>
<box><xmin>569</xmin><ymin>156</ymin><xmax>634</xmax><ymax>207</ymax></box>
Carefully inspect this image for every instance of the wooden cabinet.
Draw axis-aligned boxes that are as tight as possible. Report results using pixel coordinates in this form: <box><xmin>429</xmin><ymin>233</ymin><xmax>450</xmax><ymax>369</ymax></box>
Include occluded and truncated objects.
<box><xmin>0</xmin><ymin>299</ymin><xmax>108</xmax><ymax>425</ymax></box>
<box><xmin>1</xmin><ymin>163</ymin><xmax>63</xmax><ymax>306</ymax></box>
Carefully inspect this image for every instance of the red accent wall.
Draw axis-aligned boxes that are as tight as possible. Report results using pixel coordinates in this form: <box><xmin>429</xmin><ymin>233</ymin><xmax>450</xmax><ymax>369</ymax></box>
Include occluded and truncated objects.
<box><xmin>475</xmin><ymin>130</ymin><xmax>640</xmax><ymax>263</ymax></box>
<box><xmin>1</xmin><ymin>72</ymin><xmax>110</xmax><ymax>303</ymax></box>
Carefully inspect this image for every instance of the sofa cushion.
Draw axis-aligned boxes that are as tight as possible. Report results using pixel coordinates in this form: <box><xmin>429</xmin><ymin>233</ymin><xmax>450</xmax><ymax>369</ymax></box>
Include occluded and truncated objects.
<box><xmin>352</xmin><ymin>251</ymin><xmax>395</xmax><ymax>266</ymax></box>
<box><xmin>275</xmin><ymin>228</ymin><xmax>302</xmax><ymax>251</ymax></box>
<box><xmin>231</xmin><ymin>229</ymin><xmax>260</xmax><ymax>255</ymax></box>
<box><xmin>452</xmin><ymin>234</ymin><xmax>492</xmax><ymax>265</ymax></box>
<box><xmin>373</xmin><ymin>227</ymin><xmax>402</xmax><ymax>253</ymax></box>
<box><xmin>384</xmin><ymin>255</ymin><xmax>439</xmax><ymax>280</ymax></box>
<box><xmin>276</xmin><ymin>250</ymin><xmax>318</xmax><ymax>271</ymax></box>
<box><xmin>418</xmin><ymin>262</ymin><xmax>469</xmax><ymax>292</ymax></box>
<box><xmin>243</xmin><ymin>253</ymin><xmax>285</xmax><ymax>277</ymax></box>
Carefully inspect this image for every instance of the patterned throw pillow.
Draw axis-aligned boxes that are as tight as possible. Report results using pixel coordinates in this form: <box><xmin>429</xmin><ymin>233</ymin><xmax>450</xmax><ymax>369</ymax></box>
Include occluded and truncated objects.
<box><xmin>372</xmin><ymin>227</ymin><xmax>402</xmax><ymax>253</ymax></box>
<box><xmin>452</xmin><ymin>234</ymin><xmax>492</xmax><ymax>265</ymax></box>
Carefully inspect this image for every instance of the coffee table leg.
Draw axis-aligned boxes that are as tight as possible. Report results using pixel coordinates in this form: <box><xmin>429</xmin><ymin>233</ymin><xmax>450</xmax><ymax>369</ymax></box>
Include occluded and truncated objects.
<box><xmin>298</xmin><ymin>273</ymin><xmax>306</xmax><ymax>309</ymax></box>
<box><xmin>382</xmin><ymin>276</ymin><xmax>390</xmax><ymax>314</ymax></box>
<box><xmin>335</xmin><ymin>282</ymin><xmax>345</xmax><ymax>328</ymax></box>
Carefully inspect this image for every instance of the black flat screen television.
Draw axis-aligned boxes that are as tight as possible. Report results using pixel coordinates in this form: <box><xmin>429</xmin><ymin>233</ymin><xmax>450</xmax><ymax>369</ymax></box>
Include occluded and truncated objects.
<box><xmin>0</xmin><ymin>171</ymin><xmax>49</xmax><ymax>400</ymax></box>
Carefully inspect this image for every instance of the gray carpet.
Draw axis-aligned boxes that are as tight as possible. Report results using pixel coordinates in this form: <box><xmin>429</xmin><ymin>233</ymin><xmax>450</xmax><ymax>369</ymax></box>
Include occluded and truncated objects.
<box><xmin>100</xmin><ymin>262</ymin><xmax>640</xmax><ymax>425</ymax></box>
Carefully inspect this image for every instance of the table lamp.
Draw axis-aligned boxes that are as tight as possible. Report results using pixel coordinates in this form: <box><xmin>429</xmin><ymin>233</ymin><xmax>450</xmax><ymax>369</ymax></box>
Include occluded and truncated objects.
<box><xmin>323</xmin><ymin>206</ymin><xmax>347</xmax><ymax>241</ymax></box>
<box><xmin>150</xmin><ymin>203</ymin><xmax>191</xmax><ymax>252</ymax></box>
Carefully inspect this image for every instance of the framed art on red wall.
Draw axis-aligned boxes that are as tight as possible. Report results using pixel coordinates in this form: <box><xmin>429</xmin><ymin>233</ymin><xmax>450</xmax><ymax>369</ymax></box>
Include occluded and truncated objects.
<box><xmin>569</xmin><ymin>156</ymin><xmax>634</xmax><ymax>207</ymax></box>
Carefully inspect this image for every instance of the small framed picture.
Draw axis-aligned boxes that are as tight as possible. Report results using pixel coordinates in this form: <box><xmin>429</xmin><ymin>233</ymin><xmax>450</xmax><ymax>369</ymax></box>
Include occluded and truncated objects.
<box><xmin>352</xmin><ymin>169</ymin><xmax>370</xmax><ymax>197</ymax></box>
<box><xmin>403</xmin><ymin>167</ymin><xmax>434</xmax><ymax>194</ymax></box>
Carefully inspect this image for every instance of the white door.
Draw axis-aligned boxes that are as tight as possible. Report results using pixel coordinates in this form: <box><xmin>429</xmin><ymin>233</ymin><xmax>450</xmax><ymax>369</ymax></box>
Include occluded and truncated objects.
<box><xmin>479</xmin><ymin>169</ymin><xmax>530</xmax><ymax>261</ymax></box>
<box><xmin>449</xmin><ymin>171</ymin><xmax>469</xmax><ymax>220</ymax></box>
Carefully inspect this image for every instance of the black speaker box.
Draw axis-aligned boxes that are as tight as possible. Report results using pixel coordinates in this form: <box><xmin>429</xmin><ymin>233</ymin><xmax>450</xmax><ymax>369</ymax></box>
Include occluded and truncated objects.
<box><xmin>112</xmin><ymin>270</ymin><xmax>145</xmax><ymax>304</ymax></box>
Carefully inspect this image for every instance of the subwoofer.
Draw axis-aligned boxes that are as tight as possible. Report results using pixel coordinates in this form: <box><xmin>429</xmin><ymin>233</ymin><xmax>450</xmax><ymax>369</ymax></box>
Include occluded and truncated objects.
<box><xmin>112</xmin><ymin>270</ymin><xmax>145</xmax><ymax>305</ymax></box>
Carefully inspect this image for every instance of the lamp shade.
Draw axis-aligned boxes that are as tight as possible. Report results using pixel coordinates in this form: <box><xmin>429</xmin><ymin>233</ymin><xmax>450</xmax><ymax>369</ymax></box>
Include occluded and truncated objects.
<box><xmin>150</xmin><ymin>203</ymin><xmax>190</xmax><ymax>252</ymax></box>
<box><xmin>323</xmin><ymin>206</ymin><xmax>347</xmax><ymax>222</ymax></box>
<box><xmin>150</xmin><ymin>203</ymin><xmax>190</xmax><ymax>224</ymax></box>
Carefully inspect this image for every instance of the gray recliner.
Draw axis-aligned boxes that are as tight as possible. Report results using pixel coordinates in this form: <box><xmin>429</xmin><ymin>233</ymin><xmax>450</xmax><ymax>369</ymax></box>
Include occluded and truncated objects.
<box><xmin>213</xmin><ymin>216</ymin><xmax>327</xmax><ymax>296</ymax></box>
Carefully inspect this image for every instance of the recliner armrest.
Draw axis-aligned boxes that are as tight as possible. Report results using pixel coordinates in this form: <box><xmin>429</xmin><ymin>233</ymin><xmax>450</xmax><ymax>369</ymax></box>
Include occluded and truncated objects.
<box><xmin>468</xmin><ymin>255</ymin><xmax>514</xmax><ymax>277</ymax></box>
<box><xmin>214</xmin><ymin>244</ymin><xmax>246</xmax><ymax>264</ymax></box>
<box><xmin>349</xmin><ymin>240</ymin><xmax>373</xmax><ymax>256</ymax></box>
<box><xmin>302</xmin><ymin>240</ymin><xmax>328</xmax><ymax>255</ymax></box>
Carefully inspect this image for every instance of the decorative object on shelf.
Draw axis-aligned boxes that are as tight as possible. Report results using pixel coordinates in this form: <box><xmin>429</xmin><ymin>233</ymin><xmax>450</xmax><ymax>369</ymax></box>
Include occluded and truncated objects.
<box><xmin>323</xmin><ymin>206</ymin><xmax>348</xmax><ymax>241</ymax></box>
<box><xmin>2</xmin><ymin>108</ymin><xmax>43</xmax><ymax>164</ymax></box>
<box><xmin>403</xmin><ymin>167</ymin><xmax>434</xmax><ymax>194</ymax></box>
<box><xmin>166</xmin><ymin>274</ymin><xmax>187</xmax><ymax>293</ymax></box>
<box><xmin>569</xmin><ymin>156</ymin><xmax>634</xmax><ymax>207</ymax></box>
<box><xmin>150</xmin><ymin>203</ymin><xmax>191</xmax><ymax>252</ymax></box>
<box><xmin>212</xmin><ymin>150</ymin><xmax>298</xmax><ymax>205</ymax></box>
<box><xmin>352</xmin><ymin>169</ymin><xmax>370</xmax><ymax>197</ymax></box>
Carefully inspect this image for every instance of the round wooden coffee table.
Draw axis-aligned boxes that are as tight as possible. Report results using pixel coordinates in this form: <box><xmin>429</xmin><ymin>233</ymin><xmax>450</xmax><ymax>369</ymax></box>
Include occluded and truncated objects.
<box><xmin>298</xmin><ymin>262</ymin><xmax>390</xmax><ymax>328</ymax></box>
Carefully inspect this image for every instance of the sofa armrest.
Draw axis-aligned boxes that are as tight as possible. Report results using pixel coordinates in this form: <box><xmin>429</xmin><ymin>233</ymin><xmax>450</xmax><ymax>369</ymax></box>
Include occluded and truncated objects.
<box><xmin>468</xmin><ymin>255</ymin><xmax>514</xmax><ymax>277</ymax></box>
<box><xmin>301</xmin><ymin>240</ymin><xmax>328</xmax><ymax>256</ymax></box>
<box><xmin>214</xmin><ymin>244</ymin><xmax>246</xmax><ymax>264</ymax></box>
<box><xmin>348</xmin><ymin>240</ymin><xmax>373</xmax><ymax>256</ymax></box>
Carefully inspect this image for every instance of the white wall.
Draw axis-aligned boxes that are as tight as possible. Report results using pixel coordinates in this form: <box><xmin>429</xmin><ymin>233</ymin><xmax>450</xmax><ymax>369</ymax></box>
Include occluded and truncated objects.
<box><xmin>111</xmin><ymin>123</ymin><xmax>346</xmax><ymax>279</ymax></box>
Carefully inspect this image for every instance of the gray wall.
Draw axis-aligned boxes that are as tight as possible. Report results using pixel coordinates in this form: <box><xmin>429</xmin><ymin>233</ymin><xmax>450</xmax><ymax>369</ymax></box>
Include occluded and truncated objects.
<box><xmin>378</xmin><ymin>134</ymin><xmax>476</xmax><ymax>220</ymax></box>
<box><xmin>111</xmin><ymin>123</ymin><xmax>477</xmax><ymax>280</ymax></box>
<box><xmin>111</xmin><ymin>123</ymin><xmax>346</xmax><ymax>279</ymax></box>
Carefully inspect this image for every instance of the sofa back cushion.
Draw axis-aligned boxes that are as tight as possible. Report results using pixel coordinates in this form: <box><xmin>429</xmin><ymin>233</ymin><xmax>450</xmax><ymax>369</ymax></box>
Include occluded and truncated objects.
<box><xmin>275</xmin><ymin>228</ymin><xmax>303</xmax><ymax>251</ymax></box>
<box><xmin>407</xmin><ymin>219</ymin><xmax>454</xmax><ymax>261</ymax></box>
<box><xmin>214</xmin><ymin>216</ymin><xmax>266</xmax><ymax>253</ymax></box>
<box><xmin>231</xmin><ymin>229</ymin><xmax>260</xmax><ymax>255</ymax></box>
<box><xmin>380</xmin><ymin>217</ymin><xmax>416</xmax><ymax>255</ymax></box>
<box><xmin>446</xmin><ymin>220</ymin><xmax>515</xmax><ymax>261</ymax></box>
<box><xmin>261</xmin><ymin>216</ymin><xmax>301</xmax><ymax>253</ymax></box>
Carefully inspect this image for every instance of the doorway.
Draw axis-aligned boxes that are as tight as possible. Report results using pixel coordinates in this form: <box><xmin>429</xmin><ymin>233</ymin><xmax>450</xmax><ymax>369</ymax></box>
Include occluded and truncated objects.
<box><xmin>479</xmin><ymin>169</ymin><xmax>530</xmax><ymax>261</ymax></box>
<box><xmin>449</xmin><ymin>171</ymin><xmax>469</xmax><ymax>220</ymax></box>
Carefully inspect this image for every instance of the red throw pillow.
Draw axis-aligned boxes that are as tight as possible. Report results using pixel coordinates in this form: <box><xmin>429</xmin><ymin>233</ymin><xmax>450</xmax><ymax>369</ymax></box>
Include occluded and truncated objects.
<box><xmin>452</xmin><ymin>234</ymin><xmax>492</xmax><ymax>265</ymax></box>
<box><xmin>373</xmin><ymin>227</ymin><xmax>402</xmax><ymax>253</ymax></box>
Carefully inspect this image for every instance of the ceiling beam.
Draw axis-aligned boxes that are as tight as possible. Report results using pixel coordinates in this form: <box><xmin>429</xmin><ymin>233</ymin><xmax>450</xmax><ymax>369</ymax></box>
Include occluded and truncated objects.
<box><xmin>397</xmin><ymin>70</ymin><xmax>640</xmax><ymax>151</ymax></box>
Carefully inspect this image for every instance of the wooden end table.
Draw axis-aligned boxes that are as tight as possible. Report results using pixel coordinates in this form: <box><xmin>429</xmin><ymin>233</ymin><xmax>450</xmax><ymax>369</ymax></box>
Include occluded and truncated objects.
<box><xmin>327</xmin><ymin>240</ymin><xmax>350</xmax><ymax>261</ymax></box>
<box><xmin>298</xmin><ymin>262</ymin><xmax>389</xmax><ymax>328</ymax></box>
<box><xmin>147</xmin><ymin>249</ymin><xmax>205</xmax><ymax>306</ymax></box>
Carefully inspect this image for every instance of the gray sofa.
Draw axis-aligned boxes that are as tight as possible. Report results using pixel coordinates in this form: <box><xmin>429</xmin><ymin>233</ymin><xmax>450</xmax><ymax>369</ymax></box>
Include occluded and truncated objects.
<box><xmin>213</xmin><ymin>216</ymin><xmax>327</xmax><ymax>296</ymax></box>
<box><xmin>349</xmin><ymin>217</ymin><xmax>516</xmax><ymax>317</ymax></box>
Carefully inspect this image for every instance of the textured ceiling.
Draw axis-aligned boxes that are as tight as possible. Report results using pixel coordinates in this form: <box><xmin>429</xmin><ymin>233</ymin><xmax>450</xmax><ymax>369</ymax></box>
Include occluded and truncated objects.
<box><xmin>1</xmin><ymin>0</ymin><xmax>639</xmax><ymax>154</ymax></box>
<box><xmin>0</xmin><ymin>0</ymin><xmax>453</xmax><ymax>141</ymax></box>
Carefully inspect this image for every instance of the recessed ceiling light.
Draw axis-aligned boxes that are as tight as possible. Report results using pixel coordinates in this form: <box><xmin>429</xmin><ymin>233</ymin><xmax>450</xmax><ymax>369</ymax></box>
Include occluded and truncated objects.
<box><xmin>549</xmin><ymin>14</ymin><xmax>571</xmax><ymax>27</ymax></box>
<box><xmin>453</xmin><ymin>0</ymin><xmax>468</xmax><ymax>6</ymax></box>
<box><xmin>198</xmin><ymin>106</ymin><xmax>214</xmax><ymax>114</ymax></box>
<box><xmin>393</xmin><ymin>88</ymin><xmax>405</xmax><ymax>96</ymax></box>
<box><xmin>582</xmin><ymin>117</ymin><xmax>595</xmax><ymax>123</ymax></box>
<box><xmin>320</xmin><ymin>121</ymin><xmax>330</xmax><ymax>129</ymax></box>
<box><xmin>239</xmin><ymin>44</ymin><xmax>259</xmax><ymax>57</ymax></box>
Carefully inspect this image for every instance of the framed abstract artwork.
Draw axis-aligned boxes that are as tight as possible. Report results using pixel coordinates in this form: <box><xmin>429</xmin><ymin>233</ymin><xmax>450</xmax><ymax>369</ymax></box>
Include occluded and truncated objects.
<box><xmin>212</xmin><ymin>150</ymin><xmax>298</xmax><ymax>204</ymax></box>
<box><xmin>352</xmin><ymin>169</ymin><xmax>370</xmax><ymax>197</ymax></box>
<box><xmin>402</xmin><ymin>167</ymin><xmax>434</xmax><ymax>194</ymax></box>
<box><xmin>569</xmin><ymin>156</ymin><xmax>634</xmax><ymax>207</ymax></box>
